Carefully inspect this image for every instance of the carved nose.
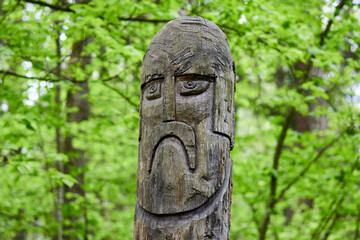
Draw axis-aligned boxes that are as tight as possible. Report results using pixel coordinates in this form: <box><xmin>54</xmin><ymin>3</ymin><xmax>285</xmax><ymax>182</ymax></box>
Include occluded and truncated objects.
<box><xmin>162</xmin><ymin>76</ymin><xmax>175</xmax><ymax>122</ymax></box>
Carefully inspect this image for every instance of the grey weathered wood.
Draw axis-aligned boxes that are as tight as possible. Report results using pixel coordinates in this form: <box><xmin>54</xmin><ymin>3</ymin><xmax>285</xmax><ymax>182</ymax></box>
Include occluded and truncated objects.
<box><xmin>134</xmin><ymin>16</ymin><xmax>235</xmax><ymax>240</ymax></box>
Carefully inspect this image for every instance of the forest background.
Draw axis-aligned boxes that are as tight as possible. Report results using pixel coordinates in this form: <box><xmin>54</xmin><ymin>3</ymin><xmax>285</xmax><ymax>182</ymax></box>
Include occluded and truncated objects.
<box><xmin>1</xmin><ymin>0</ymin><xmax>360</xmax><ymax>239</ymax></box>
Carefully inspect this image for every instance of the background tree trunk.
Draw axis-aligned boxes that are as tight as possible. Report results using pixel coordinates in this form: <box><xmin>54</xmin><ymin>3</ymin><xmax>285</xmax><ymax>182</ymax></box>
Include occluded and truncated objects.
<box><xmin>63</xmin><ymin>38</ymin><xmax>91</xmax><ymax>240</ymax></box>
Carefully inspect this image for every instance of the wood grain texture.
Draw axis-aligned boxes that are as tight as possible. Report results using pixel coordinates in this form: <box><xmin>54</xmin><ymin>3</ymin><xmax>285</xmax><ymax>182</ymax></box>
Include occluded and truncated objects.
<box><xmin>134</xmin><ymin>16</ymin><xmax>235</xmax><ymax>239</ymax></box>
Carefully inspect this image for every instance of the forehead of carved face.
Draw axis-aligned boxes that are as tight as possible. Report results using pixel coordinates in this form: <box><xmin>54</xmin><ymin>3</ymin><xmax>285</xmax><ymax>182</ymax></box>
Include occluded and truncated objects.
<box><xmin>141</xmin><ymin>17</ymin><xmax>232</xmax><ymax>84</ymax></box>
<box><xmin>140</xmin><ymin>17</ymin><xmax>234</xmax><ymax>131</ymax></box>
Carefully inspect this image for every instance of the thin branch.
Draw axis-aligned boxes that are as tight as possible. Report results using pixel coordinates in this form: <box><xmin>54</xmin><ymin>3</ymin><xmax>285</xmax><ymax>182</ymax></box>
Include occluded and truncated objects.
<box><xmin>258</xmin><ymin>108</ymin><xmax>295</xmax><ymax>240</ymax></box>
<box><xmin>1</xmin><ymin>70</ymin><xmax>122</xmax><ymax>84</ymax></box>
<box><xmin>276</xmin><ymin>133</ymin><xmax>344</xmax><ymax>202</ymax></box>
<box><xmin>313</xmin><ymin>192</ymin><xmax>346</xmax><ymax>239</ymax></box>
<box><xmin>249</xmin><ymin>203</ymin><xmax>261</xmax><ymax>233</ymax></box>
<box><xmin>355</xmin><ymin>206</ymin><xmax>360</xmax><ymax>240</ymax></box>
<box><xmin>117</xmin><ymin>7</ymin><xmax>138</xmax><ymax>33</ymax></box>
<box><xmin>1</xmin><ymin>71</ymin><xmax>6</xmax><ymax>84</ymax></box>
<box><xmin>221</xmin><ymin>25</ymin><xmax>284</xmax><ymax>55</ymax></box>
<box><xmin>303</xmin><ymin>0</ymin><xmax>347</xmax><ymax>82</ymax></box>
<box><xmin>259</xmin><ymin>125</ymin><xmax>343</xmax><ymax>240</ymax></box>
<box><xmin>21</xmin><ymin>0</ymin><xmax>75</xmax><ymax>12</ymax></box>
<box><xmin>321</xmin><ymin>212</ymin><xmax>342</xmax><ymax>240</ymax></box>
<box><xmin>256</xmin><ymin>3</ymin><xmax>349</xmax><ymax>237</ymax></box>
<box><xmin>0</xmin><ymin>210</ymin><xmax>14</xmax><ymax>218</ymax></box>
<box><xmin>102</xmin><ymin>81</ymin><xmax>139</xmax><ymax>110</ymax></box>
<box><xmin>311</xmin><ymin>196</ymin><xmax>339</xmax><ymax>239</ymax></box>
<box><xmin>312</xmin><ymin>156</ymin><xmax>359</xmax><ymax>239</ymax></box>
<box><xmin>319</xmin><ymin>0</ymin><xmax>347</xmax><ymax>46</ymax></box>
<box><xmin>0</xmin><ymin>70</ymin><xmax>68</xmax><ymax>82</ymax></box>
<box><xmin>241</xmin><ymin>192</ymin><xmax>262</xmax><ymax>232</ymax></box>
<box><xmin>271</xmin><ymin>108</ymin><xmax>296</xmax><ymax>198</ymax></box>
<box><xmin>0</xmin><ymin>0</ymin><xmax>21</xmax><ymax>23</ymax></box>
<box><xmin>22</xmin><ymin>0</ymin><xmax>170</xmax><ymax>23</ymax></box>
<box><xmin>117</xmin><ymin>17</ymin><xmax>171</xmax><ymax>23</ymax></box>
<box><xmin>100</xmin><ymin>75</ymin><xmax>119</xmax><ymax>82</ymax></box>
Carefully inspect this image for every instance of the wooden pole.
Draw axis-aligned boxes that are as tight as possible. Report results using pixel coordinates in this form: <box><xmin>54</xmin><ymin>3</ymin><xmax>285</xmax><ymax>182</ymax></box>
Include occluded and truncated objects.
<box><xmin>134</xmin><ymin>17</ymin><xmax>235</xmax><ymax>240</ymax></box>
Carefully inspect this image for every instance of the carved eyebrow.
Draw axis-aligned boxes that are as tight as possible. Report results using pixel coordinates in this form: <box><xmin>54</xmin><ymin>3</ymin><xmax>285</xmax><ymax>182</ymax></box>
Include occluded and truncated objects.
<box><xmin>175</xmin><ymin>74</ymin><xmax>215</xmax><ymax>81</ymax></box>
<box><xmin>145</xmin><ymin>74</ymin><xmax>164</xmax><ymax>82</ymax></box>
<box><xmin>142</xmin><ymin>75</ymin><xmax>164</xmax><ymax>89</ymax></box>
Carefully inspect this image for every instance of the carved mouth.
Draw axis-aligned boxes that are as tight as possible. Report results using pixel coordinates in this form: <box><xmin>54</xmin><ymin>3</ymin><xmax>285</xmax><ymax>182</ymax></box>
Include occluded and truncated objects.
<box><xmin>145</xmin><ymin>122</ymin><xmax>196</xmax><ymax>174</ymax></box>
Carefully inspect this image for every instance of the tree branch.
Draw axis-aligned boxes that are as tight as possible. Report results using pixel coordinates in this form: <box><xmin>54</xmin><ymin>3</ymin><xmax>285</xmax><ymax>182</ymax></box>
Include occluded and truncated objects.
<box><xmin>312</xmin><ymin>157</ymin><xmax>360</xmax><ymax>239</ymax></box>
<box><xmin>21</xmin><ymin>0</ymin><xmax>75</xmax><ymax>12</ymax></box>
<box><xmin>311</xmin><ymin>195</ymin><xmax>339</xmax><ymax>239</ymax></box>
<box><xmin>249</xmin><ymin>203</ymin><xmax>261</xmax><ymax>233</ymax></box>
<box><xmin>319</xmin><ymin>0</ymin><xmax>347</xmax><ymax>46</ymax></box>
<box><xmin>276</xmin><ymin>133</ymin><xmax>343</xmax><ymax>202</ymax></box>
<box><xmin>0</xmin><ymin>70</ymin><xmax>68</xmax><ymax>82</ymax></box>
<box><xmin>258</xmin><ymin>107</ymin><xmax>295</xmax><ymax>240</ymax></box>
<box><xmin>1</xmin><ymin>71</ymin><xmax>6</xmax><ymax>84</ymax></box>
<box><xmin>101</xmin><ymin>75</ymin><xmax>118</xmax><ymax>82</ymax></box>
<box><xmin>242</xmin><ymin>192</ymin><xmax>262</xmax><ymax>232</ymax></box>
<box><xmin>117</xmin><ymin>17</ymin><xmax>171</xmax><ymax>23</ymax></box>
<box><xmin>317</xmin><ymin>198</ymin><xmax>343</xmax><ymax>240</ymax></box>
<box><xmin>1</xmin><ymin>70</ymin><xmax>120</xmax><ymax>84</ymax></box>
<box><xmin>102</xmin><ymin>81</ymin><xmax>139</xmax><ymax>110</ymax></box>
<box><xmin>271</xmin><ymin>108</ymin><xmax>295</xmax><ymax>198</ymax></box>
<box><xmin>21</xmin><ymin>0</ymin><xmax>170</xmax><ymax>23</ymax></box>
<box><xmin>258</xmin><ymin>131</ymin><xmax>344</xmax><ymax>240</ymax></box>
<box><xmin>303</xmin><ymin>0</ymin><xmax>347</xmax><ymax>81</ymax></box>
<box><xmin>221</xmin><ymin>25</ymin><xmax>285</xmax><ymax>55</ymax></box>
<box><xmin>355</xmin><ymin>206</ymin><xmax>360</xmax><ymax>240</ymax></box>
<box><xmin>321</xmin><ymin>212</ymin><xmax>343</xmax><ymax>240</ymax></box>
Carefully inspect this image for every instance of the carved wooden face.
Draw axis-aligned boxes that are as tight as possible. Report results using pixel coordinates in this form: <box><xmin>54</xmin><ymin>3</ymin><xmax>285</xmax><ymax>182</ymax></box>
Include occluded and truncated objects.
<box><xmin>137</xmin><ymin>17</ymin><xmax>235</xmax><ymax>215</ymax></box>
<box><xmin>142</xmin><ymin>74</ymin><xmax>214</xmax><ymax>130</ymax></box>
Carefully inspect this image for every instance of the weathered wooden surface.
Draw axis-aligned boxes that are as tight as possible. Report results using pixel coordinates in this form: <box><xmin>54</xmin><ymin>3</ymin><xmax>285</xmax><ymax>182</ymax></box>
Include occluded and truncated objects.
<box><xmin>134</xmin><ymin>16</ymin><xmax>235</xmax><ymax>240</ymax></box>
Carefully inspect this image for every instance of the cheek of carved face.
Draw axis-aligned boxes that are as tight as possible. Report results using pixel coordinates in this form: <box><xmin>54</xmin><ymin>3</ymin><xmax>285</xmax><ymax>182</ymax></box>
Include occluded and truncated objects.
<box><xmin>175</xmin><ymin>76</ymin><xmax>213</xmax><ymax>125</ymax></box>
<box><xmin>141</xmin><ymin>79</ymin><xmax>163</xmax><ymax>126</ymax></box>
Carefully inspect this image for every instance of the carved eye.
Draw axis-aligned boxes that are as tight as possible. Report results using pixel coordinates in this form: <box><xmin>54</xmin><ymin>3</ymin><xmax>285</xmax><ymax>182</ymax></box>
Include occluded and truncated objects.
<box><xmin>179</xmin><ymin>80</ymin><xmax>210</xmax><ymax>96</ymax></box>
<box><xmin>183</xmin><ymin>81</ymin><xmax>198</xmax><ymax>89</ymax></box>
<box><xmin>144</xmin><ymin>80</ymin><xmax>162</xmax><ymax>100</ymax></box>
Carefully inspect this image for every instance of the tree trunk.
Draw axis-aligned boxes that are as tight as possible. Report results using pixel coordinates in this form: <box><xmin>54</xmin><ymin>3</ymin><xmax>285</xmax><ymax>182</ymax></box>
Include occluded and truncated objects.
<box><xmin>63</xmin><ymin>38</ymin><xmax>91</xmax><ymax>240</ymax></box>
<box><xmin>53</xmin><ymin>26</ymin><xmax>64</xmax><ymax>240</ymax></box>
<box><xmin>13</xmin><ymin>209</ymin><xmax>26</xmax><ymax>240</ymax></box>
<box><xmin>274</xmin><ymin>61</ymin><xmax>328</xmax><ymax>230</ymax></box>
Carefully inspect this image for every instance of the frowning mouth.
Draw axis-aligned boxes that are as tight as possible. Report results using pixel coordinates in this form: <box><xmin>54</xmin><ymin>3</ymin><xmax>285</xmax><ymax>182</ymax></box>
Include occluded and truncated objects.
<box><xmin>144</xmin><ymin>121</ymin><xmax>197</xmax><ymax>173</ymax></box>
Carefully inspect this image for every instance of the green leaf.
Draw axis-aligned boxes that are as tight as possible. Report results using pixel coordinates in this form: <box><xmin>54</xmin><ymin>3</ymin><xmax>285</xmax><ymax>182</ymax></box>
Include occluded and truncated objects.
<box><xmin>61</xmin><ymin>175</ymin><xmax>78</xmax><ymax>188</ymax></box>
<box><xmin>21</xmin><ymin>119</ymin><xmax>35</xmax><ymax>131</ymax></box>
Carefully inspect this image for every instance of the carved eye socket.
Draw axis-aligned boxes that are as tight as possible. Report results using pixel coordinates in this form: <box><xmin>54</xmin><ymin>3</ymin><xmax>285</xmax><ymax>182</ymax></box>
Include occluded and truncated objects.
<box><xmin>179</xmin><ymin>80</ymin><xmax>210</xmax><ymax>96</ymax></box>
<box><xmin>144</xmin><ymin>80</ymin><xmax>162</xmax><ymax>100</ymax></box>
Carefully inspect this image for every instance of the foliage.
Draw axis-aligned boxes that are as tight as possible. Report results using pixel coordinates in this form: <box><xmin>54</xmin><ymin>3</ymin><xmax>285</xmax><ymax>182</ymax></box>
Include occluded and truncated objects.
<box><xmin>0</xmin><ymin>0</ymin><xmax>360</xmax><ymax>239</ymax></box>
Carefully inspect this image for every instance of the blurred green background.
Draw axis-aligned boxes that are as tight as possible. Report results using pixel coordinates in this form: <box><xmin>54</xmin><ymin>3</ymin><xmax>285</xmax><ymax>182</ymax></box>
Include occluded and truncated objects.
<box><xmin>0</xmin><ymin>0</ymin><xmax>360</xmax><ymax>239</ymax></box>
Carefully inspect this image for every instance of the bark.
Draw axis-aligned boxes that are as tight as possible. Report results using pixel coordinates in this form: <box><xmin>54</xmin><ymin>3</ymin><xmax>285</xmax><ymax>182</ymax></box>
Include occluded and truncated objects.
<box><xmin>134</xmin><ymin>17</ymin><xmax>235</xmax><ymax>239</ymax></box>
<box><xmin>54</xmin><ymin>28</ymin><xmax>64</xmax><ymax>240</ymax></box>
<box><xmin>13</xmin><ymin>230</ymin><xmax>26</xmax><ymax>240</ymax></box>
<box><xmin>292</xmin><ymin>61</ymin><xmax>327</xmax><ymax>133</ymax></box>
<box><xmin>63</xmin><ymin>37</ymin><xmax>92</xmax><ymax>240</ymax></box>
<box><xmin>13</xmin><ymin>209</ymin><xmax>26</xmax><ymax>240</ymax></box>
<box><xmin>355</xmin><ymin>207</ymin><xmax>360</xmax><ymax>240</ymax></box>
